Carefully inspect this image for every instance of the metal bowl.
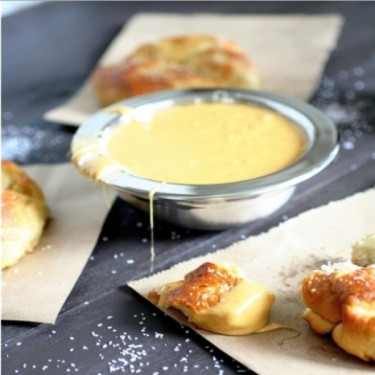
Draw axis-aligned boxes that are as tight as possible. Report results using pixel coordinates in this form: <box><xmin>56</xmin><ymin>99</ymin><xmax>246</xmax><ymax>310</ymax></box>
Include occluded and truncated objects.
<box><xmin>71</xmin><ymin>88</ymin><xmax>339</xmax><ymax>230</ymax></box>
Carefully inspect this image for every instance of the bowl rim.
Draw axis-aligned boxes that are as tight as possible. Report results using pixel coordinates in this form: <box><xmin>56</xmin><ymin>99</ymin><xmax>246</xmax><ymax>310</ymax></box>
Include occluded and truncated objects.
<box><xmin>72</xmin><ymin>88</ymin><xmax>339</xmax><ymax>200</ymax></box>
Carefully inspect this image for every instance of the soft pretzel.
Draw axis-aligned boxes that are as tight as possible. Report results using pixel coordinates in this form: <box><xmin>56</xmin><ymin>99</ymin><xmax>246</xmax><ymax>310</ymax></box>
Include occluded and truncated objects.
<box><xmin>91</xmin><ymin>35</ymin><xmax>260</xmax><ymax>106</ymax></box>
<box><xmin>301</xmin><ymin>262</ymin><xmax>375</xmax><ymax>362</ymax></box>
<box><xmin>351</xmin><ymin>234</ymin><xmax>375</xmax><ymax>267</ymax></box>
<box><xmin>148</xmin><ymin>262</ymin><xmax>274</xmax><ymax>335</ymax></box>
<box><xmin>1</xmin><ymin>160</ymin><xmax>49</xmax><ymax>269</ymax></box>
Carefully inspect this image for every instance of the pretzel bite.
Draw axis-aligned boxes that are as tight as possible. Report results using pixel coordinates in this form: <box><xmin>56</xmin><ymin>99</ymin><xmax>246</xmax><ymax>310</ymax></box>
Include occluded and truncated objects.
<box><xmin>351</xmin><ymin>234</ymin><xmax>375</xmax><ymax>267</ymax></box>
<box><xmin>148</xmin><ymin>262</ymin><xmax>275</xmax><ymax>335</ymax></box>
<box><xmin>1</xmin><ymin>160</ymin><xmax>49</xmax><ymax>269</ymax></box>
<box><xmin>301</xmin><ymin>263</ymin><xmax>375</xmax><ymax>362</ymax></box>
<box><xmin>91</xmin><ymin>35</ymin><xmax>260</xmax><ymax>106</ymax></box>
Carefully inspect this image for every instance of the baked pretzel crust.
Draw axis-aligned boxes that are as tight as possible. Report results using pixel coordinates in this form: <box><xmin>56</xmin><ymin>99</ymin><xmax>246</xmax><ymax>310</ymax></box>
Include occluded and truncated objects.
<box><xmin>91</xmin><ymin>35</ymin><xmax>260</xmax><ymax>106</ymax></box>
<box><xmin>1</xmin><ymin>160</ymin><xmax>49</xmax><ymax>269</ymax></box>
<box><xmin>301</xmin><ymin>266</ymin><xmax>375</xmax><ymax>361</ymax></box>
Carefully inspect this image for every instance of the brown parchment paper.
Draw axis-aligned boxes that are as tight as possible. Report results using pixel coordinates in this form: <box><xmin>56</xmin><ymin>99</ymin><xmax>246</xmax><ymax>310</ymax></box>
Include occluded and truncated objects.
<box><xmin>1</xmin><ymin>163</ymin><xmax>114</xmax><ymax>324</ymax></box>
<box><xmin>129</xmin><ymin>189</ymin><xmax>375</xmax><ymax>375</ymax></box>
<box><xmin>43</xmin><ymin>13</ymin><xmax>343</xmax><ymax>126</ymax></box>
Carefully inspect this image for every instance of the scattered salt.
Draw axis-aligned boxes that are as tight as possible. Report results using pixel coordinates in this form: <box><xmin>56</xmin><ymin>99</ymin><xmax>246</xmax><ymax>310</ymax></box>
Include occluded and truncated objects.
<box><xmin>353</xmin><ymin>66</ymin><xmax>364</xmax><ymax>76</ymax></box>
<box><xmin>342</xmin><ymin>140</ymin><xmax>355</xmax><ymax>150</ymax></box>
<box><xmin>354</xmin><ymin>80</ymin><xmax>365</xmax><ymax>90</ymax></box>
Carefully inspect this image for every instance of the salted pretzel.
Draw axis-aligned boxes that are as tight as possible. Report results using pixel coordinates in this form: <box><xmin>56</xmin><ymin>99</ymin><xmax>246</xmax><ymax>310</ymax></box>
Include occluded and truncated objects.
<box><xmin>91</xmin><ymin>35</ymin><xmax>260</xmax><ymax>105</ymax></box>
<box><xmin>301</xmin><ymin>262</ymin><xmax>375</xmax><ymax>362</ymax></box>
<box><xmin>1</xmin><ymin>160</ymin><xmax>49</xmax><ymax>269</ymax></box>
<box><xmin>148</xmin><ymin>262</ymin><xmax>274</xmax><ymax>335</ymax></box>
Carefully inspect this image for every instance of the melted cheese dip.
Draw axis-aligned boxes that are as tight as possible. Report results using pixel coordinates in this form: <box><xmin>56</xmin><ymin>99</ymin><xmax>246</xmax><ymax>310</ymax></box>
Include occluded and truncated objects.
<box><xmin>188</xmin><ymin>279</ymin><xmax>275</xmax><ymax>335</ymax></box>
<box><xmin>106</xmin><ymin>102</ymin><xmax>306</xmax><ymax>184</ymax></box>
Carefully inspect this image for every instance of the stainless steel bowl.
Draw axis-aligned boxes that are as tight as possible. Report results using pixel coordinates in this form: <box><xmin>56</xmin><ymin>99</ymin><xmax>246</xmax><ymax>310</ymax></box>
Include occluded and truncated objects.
<box><xmin>71</xmin><ymin>88</ymin><xmax>339</xmax><ymax>230</ymax></box>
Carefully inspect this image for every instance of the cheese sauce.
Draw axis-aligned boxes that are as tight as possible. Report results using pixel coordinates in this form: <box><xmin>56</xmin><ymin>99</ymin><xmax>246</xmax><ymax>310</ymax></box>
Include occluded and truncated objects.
<box><xmin>106</xmin><ymin>102</ymin><xmax>306</xmax><ymax>185</ymax></box>
<box><xmin>189</xmin><ymin>278</ymin><xmax>275</xmax><ymax>335</ymax></box>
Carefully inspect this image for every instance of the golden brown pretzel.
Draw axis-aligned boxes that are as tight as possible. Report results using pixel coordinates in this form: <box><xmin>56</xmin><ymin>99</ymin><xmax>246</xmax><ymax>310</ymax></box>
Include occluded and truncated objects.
<box><xmin>148</xmin><ymin>262</ymin><xmax>275</xmax><ymax>335</ymax></box>
<box><xmin>301</xmin><ymin>264</ymin><xmax>375</xmax><ymax>361</ymax></box>
<box><xmin>1</xmin><ymin>160</ymin><xmax>49</xmax><ymax>269</ymax></box>
<box><xmin>91</xmin><ymin>35</ymin><xmax>260</xmax><ymax>106</ymax></box>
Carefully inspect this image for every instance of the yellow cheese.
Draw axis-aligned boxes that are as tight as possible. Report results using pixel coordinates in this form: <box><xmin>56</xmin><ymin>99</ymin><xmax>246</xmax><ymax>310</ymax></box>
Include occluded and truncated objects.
<box><xmin>188</xmin><ymin>278</ymin><xmax>275</xmax><ymax>335</ymax></box>
<box><xmin>106</xmin><ymin>102</ymin><xmax>306</xmax><ymax>184</ymax></box>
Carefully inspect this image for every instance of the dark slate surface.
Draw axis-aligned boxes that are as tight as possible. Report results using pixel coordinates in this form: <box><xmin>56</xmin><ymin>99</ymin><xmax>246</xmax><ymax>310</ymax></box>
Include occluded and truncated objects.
<box><xmin>2</xmin><ymin>2</ymin><xmax>375</xmax><ymax>374</ymax></box>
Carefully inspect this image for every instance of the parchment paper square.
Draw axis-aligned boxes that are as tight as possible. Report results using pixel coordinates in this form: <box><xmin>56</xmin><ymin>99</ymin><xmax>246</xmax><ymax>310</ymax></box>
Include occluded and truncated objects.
<box><xmin>2</xmin><ymin>163</ymin><xmax>114</xmax><ymax>324</ymax></box>
<box><xmin>129</xmin><ymin>189</ymin><xmax>375</xmax><ymax>375</ymax></box>
<box><xmin>44</xmin><ymin>13</ymin><xmax>343</xmax><ymax>126</ymax></box>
